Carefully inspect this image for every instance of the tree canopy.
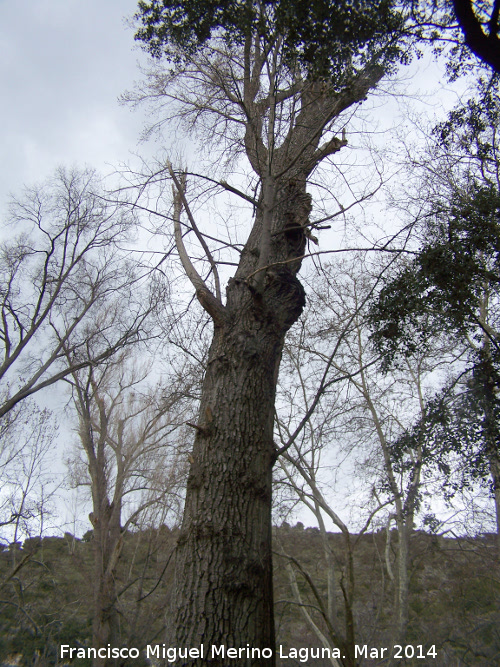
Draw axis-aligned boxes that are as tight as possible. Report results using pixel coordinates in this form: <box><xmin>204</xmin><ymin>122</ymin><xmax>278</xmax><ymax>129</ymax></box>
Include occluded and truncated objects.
<box><xmin>451</xmin><ymin>0</ymin><xmax>500</xmax><ymax>73</ymax></box>
<box><xmin>135</xmin><ymin>0</ymin><xmax>408</xmax><ymax>81</ymax></box>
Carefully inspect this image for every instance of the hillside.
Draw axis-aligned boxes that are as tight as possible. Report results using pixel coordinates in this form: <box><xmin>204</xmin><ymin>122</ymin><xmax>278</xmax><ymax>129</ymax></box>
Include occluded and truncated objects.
<box><xmin>0</xmin><ymin>525</ymin><xmax>498</xmax><ymax>666</ymax></box>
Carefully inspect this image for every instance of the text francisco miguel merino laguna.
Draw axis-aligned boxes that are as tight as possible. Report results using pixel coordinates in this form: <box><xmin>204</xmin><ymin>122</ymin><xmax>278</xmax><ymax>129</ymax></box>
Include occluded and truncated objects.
<box><xmin>60</xmin><ymin>644</ymin><xmax>352</xmax><ymax>662</ymax></box>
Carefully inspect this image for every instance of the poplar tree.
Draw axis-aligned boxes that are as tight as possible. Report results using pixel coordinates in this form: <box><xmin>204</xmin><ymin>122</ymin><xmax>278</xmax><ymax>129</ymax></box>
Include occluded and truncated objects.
<box><xmin>133</xmin><ymin>1</ymin><xmax>411</xmax><ymax>662</ymax></box>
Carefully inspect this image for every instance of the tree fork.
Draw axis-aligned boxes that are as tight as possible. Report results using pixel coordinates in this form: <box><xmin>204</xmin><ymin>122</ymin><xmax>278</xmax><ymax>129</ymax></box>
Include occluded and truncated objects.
<box><xmin>172</xmin><ymin>188</ymin><xmax>308</xmax><ymax>664</ymax></box>
<box><xmin>151</xmin><ymin>9</ymin><xmax>391</xmax><ymax>657</ymax></box>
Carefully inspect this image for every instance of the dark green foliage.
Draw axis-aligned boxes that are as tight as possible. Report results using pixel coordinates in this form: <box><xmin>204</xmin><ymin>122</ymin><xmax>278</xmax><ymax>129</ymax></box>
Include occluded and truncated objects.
<box><xmin>368</xmin><ymin>80</ymin><xmax>500</xmax><ymax>521</ymax></box>
<box><xmin>434</xmin><ymin>75</ymin><xmax>500</xmax><ymax>183</ymax></box>
<box><xmin>406</xmin><ymin>2</ymin><xmax>500</xmax><ymax>80</ymax></box>
<box><xmin>368</xmin><ymin>186</ymin><xmax>500</xmax><ymax>494</ymax></box>
<box><xmin>369</xmin><ymin>183</ymin><xmax>500</xmax><ymax>365</ymax></box>
<box><xmin>369</xmin><ymin>80</ymin><xmax>500</xmax><ymax>367</ymax></box>
<box><xmin>427</xmin><ymin>365</ymin><xmax>500</xmax><ymax>498</ymax></box>
<box><xmin>384</xmin><ymin>377</ymin><xmax>497</xmax><ymax>504</ymax></box>
<box><xmin>134</xmin><ymin>0</ymin><xmax>407</xmax><ymax>80</ymax></box>
<box><xmin>436</xmin><ymin>80</ymin><xmax>500</xmax><ymax>161</ymax></box>
<box><xmin>385</xmin><ymin>389</ymin><xmax>450</xmax><ymax>509</ymax></box>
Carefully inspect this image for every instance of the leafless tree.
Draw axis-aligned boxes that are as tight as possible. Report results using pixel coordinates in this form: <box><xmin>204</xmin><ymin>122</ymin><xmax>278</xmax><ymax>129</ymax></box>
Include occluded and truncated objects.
<box><xmin>0</xmin><ymin>400</ymin><xmax>58</xmax><ymax>549</ymax></box>
<box><xmin>0</xmin><ymin>167</ymin><xmax>162</xmax><ymax>419</ymax></box>
<box><xmin>275</xmin><ymin>256</ymin><xmax>461</xmax><ymax>655</ymax></box>
<box><xmin>65</xmin><ymin>348</ymin><xmax>193</xmax><ymax>665</ymax></box>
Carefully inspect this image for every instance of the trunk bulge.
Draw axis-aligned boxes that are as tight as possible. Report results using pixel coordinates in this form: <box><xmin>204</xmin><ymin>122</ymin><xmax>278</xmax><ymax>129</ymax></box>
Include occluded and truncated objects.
<box><xmin>172</xmin><ymin>184</ymin><xmax>309</xmax><ymax>666</ymax></box>
<box><xmin>170</xmin><ymin>60</ymin><xmax>384</xmax><ymax>664</ymax></box>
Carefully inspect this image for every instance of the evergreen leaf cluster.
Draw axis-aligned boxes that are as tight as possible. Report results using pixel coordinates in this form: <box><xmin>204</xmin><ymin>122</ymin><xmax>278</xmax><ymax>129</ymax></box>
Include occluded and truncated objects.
<box><xmin>134</xmin><ymin>0</ymin><xmax>408</xmax><ymax>80</ymax></box>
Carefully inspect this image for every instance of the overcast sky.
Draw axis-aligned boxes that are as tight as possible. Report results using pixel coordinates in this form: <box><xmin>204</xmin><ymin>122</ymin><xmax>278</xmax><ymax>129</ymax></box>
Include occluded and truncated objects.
<box><xmin>0</xmin><ymin>0</ymin><xmax>150</xmax><ymax>210</ymax></box>
<box><xmin>0</xmin><ymin>0</ymin><xmax>464</xmax><ymax>211</ymax></box>
<box><xmin>0</xmin><ymin>0</ymin><xmax>156</xmax><ymax>533</ymax></box>
<box><xmin>0</xmin><ymin>1</ymin><xmax>473</xmax><ymax>535</ymax></box>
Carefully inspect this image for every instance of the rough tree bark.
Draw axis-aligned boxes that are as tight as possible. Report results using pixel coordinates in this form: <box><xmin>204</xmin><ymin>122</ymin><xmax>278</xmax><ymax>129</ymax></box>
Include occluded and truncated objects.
<box><xmin>131</xmin><ymin>3</ymin><xmax>410</xmax><ymax>661</ymax></box>
<box><xmin>169</xmin><ymin>63</ymin><xmax>385</xmax><ymax>664</ymax></box>
<box><xmin>173</xmin><ymin>181</ymin><xmax>310</xmax><ymax>662</ymax></box>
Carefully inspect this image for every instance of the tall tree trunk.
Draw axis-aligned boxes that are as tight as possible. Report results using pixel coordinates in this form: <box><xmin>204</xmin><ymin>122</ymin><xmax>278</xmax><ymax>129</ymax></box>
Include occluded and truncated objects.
<box><xmin>172</xmin><ymin>185</ymin><xmax>310</xmax><ymax>666</ymax></box>
<box><xmin>479</xmin><ymin>347</ymin><xmax>500</xmax><ymax>559</ymax></box>
<box><xmin>169</xmin><ymin>55</ymin><xmax>385</xmax><ymax>663</ymax></box>
<box><xmin>393</xmin><ymin>518</ymin><xmax>410</xmax><ymax>646</ymax></box>
<box><xmin>78</xmin><ymin>386</ymin><xmax>125</xmax><ymax>667</ymax></box>
<box><xmin>91</xmin><ymin>497</ymin><xmax>124</xmax><ymax>666</ymax></box>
